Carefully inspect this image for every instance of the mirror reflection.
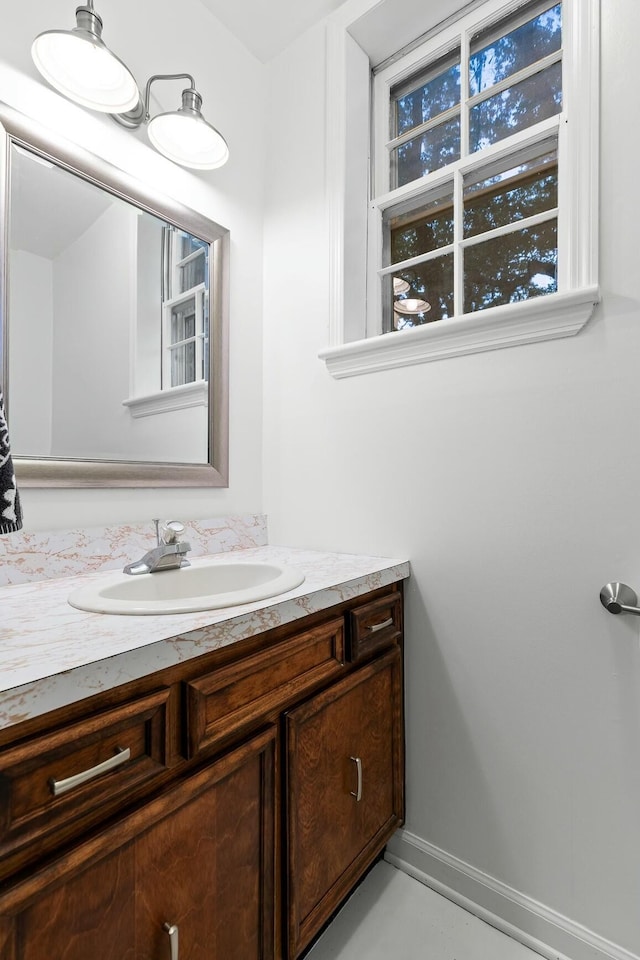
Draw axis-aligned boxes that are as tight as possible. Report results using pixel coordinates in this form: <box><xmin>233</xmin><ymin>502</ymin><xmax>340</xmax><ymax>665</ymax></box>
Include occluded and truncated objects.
<box><xmin>8</xmin><ymin>144</ymin><xmax>209</xmax><ymax>464</ymax></box>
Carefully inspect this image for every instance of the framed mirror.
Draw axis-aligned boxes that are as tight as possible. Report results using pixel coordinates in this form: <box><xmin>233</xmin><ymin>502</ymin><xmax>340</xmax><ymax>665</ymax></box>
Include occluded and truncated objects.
<box><xmin>0</xmin><ymin>102</ymin><xmax>229</xmax><ymax>487</ymax></box>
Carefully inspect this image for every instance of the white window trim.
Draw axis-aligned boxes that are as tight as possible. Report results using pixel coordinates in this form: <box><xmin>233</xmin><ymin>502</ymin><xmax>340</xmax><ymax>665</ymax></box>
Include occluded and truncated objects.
<box><xmin>319</xmin><ymin>285</ymin><xmax>598</xmax><ymax>377</ymax></box>
<box><xmin>322</xmin><ymin>0</ymin><xmax>600</xmax><ymax>378</ymax></box>
<box><xmin>122</xmin><ymin>380</ymin><xmax>207</xmax><ymax>419</ymax></box>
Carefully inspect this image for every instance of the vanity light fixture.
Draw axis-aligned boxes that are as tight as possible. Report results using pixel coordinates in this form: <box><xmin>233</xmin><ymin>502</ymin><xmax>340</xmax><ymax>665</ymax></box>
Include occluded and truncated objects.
<box><xmin>114</xmin><ymin>75</ymin><xmax>229</xmax><ymax>171</ymax></box>
<box><xmin>394</xmin><ymin>298</ymin><xmax>431</xmax><ymax>316</ymax></box>
<box><xmin>31</xmin><ymin>1</ymin><xmax>139</xmax><ymax>113</ymax></box>
<box><xmin>392</xmin><ymin>277</ymin><xmax>431</xmax><ymax>322</ymax></box>
<box><xmin>31</xmin><ymin>2</ymin><xmax>229</xmax><ymax>171</ymax></box>
<box><xmin>392</xmin><ymin>276</ymin><xmax>431</xmax><ymax>319</ymax></box>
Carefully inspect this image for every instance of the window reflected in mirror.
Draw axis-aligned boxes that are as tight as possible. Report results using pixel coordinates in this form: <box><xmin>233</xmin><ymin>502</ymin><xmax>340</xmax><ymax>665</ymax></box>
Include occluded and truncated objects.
<box><xmin>7</xmin><ymin>143</ymin><xmax>219</xmax><ymax>465</ymax></box>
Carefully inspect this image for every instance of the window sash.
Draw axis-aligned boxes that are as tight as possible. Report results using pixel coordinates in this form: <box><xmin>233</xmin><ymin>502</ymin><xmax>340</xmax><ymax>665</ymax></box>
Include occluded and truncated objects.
<box><xmin>371</xmin><ymin>0</ymin><xmax>564</xmax><ymax>331</ymax></box>
<box><xmin>161</xmin><ymin>223</ymin><xmax>210</xmax><ymax>390</ymax></box>
<box><xmin>470</xmin><ymin>0</ymin><xmax>561</xmax><ymax>60</ymax></box>
<box><xmin>386</xmin><ymin>48</ymin><xmax>560</xmax><ymax>158</ymax></box>
<box><xmin>373</xmin><ymin>0</ymin><xmax>564</xmax><ymax>192</ymax></box>
<box><xmin>370</xmin><ymin>122</ymin><xmax>561</xmax><ymax>333</ymax></box>
<box><xmin>161</xmin><ymin>285</ymin><xmax>208</xmax><ymax>388</ymax></box>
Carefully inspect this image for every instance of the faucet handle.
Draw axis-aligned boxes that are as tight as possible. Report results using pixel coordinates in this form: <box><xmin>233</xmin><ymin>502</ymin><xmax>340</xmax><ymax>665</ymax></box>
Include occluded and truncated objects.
<box><xmin>159</xmin><ymin>520</ymin><xmax>186</xmax><ymax>545</ymax></box>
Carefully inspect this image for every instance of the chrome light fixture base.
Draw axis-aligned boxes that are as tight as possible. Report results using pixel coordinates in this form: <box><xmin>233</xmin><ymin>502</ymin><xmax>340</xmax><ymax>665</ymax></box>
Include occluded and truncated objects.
<box><xmin>111</xmin><ymin>98</ymin><xmax>146</xmax><ymax>130</ymax></box>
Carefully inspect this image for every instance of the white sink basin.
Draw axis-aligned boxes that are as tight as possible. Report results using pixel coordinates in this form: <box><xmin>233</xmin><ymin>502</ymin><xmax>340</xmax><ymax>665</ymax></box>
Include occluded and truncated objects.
<box><xmin>68</xmin><ymin>560</ymin><xmax>305</xmax><ymax>616</ymax></box>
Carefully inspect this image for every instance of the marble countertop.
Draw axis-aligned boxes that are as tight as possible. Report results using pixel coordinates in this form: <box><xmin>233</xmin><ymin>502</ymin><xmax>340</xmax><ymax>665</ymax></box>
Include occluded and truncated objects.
<box><xmin>0</xmin><ymin>545</ymin><xmax>410</xmax><ymax>730</ymax></box>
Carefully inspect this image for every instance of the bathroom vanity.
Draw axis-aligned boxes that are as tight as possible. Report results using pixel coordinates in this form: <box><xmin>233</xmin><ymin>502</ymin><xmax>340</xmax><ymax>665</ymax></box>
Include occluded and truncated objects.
<box><xmin>0</xmin><ymin>544</ymin><xmax>407</xmax><ymax>959</ymax></box>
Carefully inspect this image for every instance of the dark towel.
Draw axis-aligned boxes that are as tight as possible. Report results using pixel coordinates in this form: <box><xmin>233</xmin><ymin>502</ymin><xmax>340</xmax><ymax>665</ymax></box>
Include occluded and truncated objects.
<box><xmin>0</xmin><ymin>390</ymin><xmax>22</xmax><ymax>533</ymax></box>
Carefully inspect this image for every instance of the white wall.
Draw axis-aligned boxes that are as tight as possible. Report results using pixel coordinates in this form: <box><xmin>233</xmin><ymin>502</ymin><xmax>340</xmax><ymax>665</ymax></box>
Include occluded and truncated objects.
<box><xmin>51</xmin><ymin>202</ymin><xmax>134</xmax><ymax>458</ymax></box>
<box><xmin>0</xmin><ymin>0</ymin><xmax>266</xmax><ymax>528</ymax></box>
<box><xmin>134</xmin><ymin>214</ymin><xmax>163</xmax><ymax>398</ymax></box>
<box><xmin>8</xmin><ymin>250</ymin><xmax>53</xmax><ymax>455</ymax></box>
<box><xmin>46</xmin><ymin>202</ymin><xmax>206</xmax><ymax>463</ymax></box>
<box><xmin>262</xmin><ymin>2</ymin><xmax>640</xmax><ymax>958</ymax></box>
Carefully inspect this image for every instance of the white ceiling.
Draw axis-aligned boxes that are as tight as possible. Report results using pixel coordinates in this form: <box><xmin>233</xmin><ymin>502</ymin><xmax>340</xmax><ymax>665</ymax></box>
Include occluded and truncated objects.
<box><xmin>10</xmin><ymin>147</ymin><xmax>115</xmax><ymax>260</ymax></box>
<box><xmin>197</xmin><ymin>0</ymin><xmax>352</xmax><ymax>62</ymax></box>
<box><xmin>196</xmin><ymin>0</ymin><xmax>467</xmax><ymax>69</ymax></box>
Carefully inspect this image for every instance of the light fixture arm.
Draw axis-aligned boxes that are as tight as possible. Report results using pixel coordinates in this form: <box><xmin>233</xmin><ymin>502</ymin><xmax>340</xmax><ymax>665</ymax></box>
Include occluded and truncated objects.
<box><xmin>113</xmin><ymin>73</ymin><xmax>198</xmax><ymax>129</ymax></box>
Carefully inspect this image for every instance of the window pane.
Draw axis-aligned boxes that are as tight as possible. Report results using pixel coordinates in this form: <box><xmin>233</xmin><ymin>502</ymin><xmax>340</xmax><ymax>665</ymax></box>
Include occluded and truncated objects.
<box><xmin>386</xmin><ymin>192</ymin><xmax>454</xmax><ymax>266</ymax></box>
<box><xmin>185</xmin><ymin>341</ymin><xmax>196</xmax><ymax>382</ymax></box>
<box><xmin>170</xmin><ymin>298</ymin><xmax>196</xmax><ymax>343</ymax></box>
<box><xmin>171</xmin><ymin>342</ymin><xmax>197</xmax><ymax>387</ymax></box>
<box><xmin>464</xmin><ymin>152</ymin><xmax>557</xmax><ymax>238</ymax></box>
<box><xmin>392</xmin><ymin>117</ymin><xmax>460</xmax><ymax>188</ymax></box>
<box><xmin>470</xmin><ymin>3</ymin><xmax>562</xmax><ymax>96</ymax></box>
<box><xmin>469</xmin><ymin>61</ymin><xmax>562</xmax><ymax>152</ymax></box>
<box><xmin>185</xmin><ymin>312</ymin><xmax>196</xmax><ymax>339</ymax></box>
<box><xmin>464</xmin><ymin>219</ymin><xmax>557</xmax><ymax>313</ymax></box>
<box><xmin>393</xmin><ymin>59</ymin><xmax>460</xmax><ymax>136</ymax></box>
<box><xmin>179</xmin><ymin>253</ymin><xmax>206</xmax><ymax>293</ymax></box>
<box><xmin>179</xmin><ymin>232</ymin><xmax>207</xmax><ymax>259</ymax></box>
<box><xmin>171</xmin><ymin>345</ymin><xmax>185</xmax><ymax>387</ymax></box>
<box><xmin>389</xmin><ymin>256</ymin><xmax>454</xmax><ymax>330</ymax></box>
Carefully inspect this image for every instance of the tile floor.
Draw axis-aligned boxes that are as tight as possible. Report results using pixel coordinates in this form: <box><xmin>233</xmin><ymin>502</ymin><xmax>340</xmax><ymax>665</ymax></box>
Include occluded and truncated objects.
<box><xmin>308</xmin><ymin>861</ymin><xmax>545</xmax><ymax>960</ymax></box>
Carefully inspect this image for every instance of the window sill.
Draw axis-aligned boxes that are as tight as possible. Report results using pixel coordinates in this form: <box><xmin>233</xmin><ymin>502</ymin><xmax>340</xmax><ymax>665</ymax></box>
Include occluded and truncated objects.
<box><xmin>319</xmin><ymin>287</ymin><xmax>600</xmax><ymax>379</ymax></box>
<box><xmin>122</xmin><ymin>381</ymin><xmax>208</xmax><ymax>418</ymax></box>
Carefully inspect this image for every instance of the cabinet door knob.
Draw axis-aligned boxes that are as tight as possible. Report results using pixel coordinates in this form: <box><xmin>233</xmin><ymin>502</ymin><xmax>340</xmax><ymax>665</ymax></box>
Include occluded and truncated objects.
<box><xmin>349</xmin><ymin>756</ymin><xmax>363</xmax><ymax>802</ymax></box>
<box><xmin>163</xmin><ymin>922</ymin><xmax>179</xmax><ymax>960</ymax></box>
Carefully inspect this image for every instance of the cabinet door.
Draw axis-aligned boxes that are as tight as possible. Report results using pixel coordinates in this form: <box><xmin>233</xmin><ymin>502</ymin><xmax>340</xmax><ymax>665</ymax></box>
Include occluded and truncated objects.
<box><xmin>285</xmin><ymin>647</ymin><xmax>403</xmax><ymax>958</ymax></box>
<box><xmin>134</xmin><ymin>730</ymin><xmax>275</xmax><ymax>960</ymax></box>
<box><xmin>0</xmin><ymin>727</ymin><xmax>276</xmax><ymax>960</ymax></box>
<box><xmin>2</xmin><ymin>850</ymin><xmax>136</xmax><ymax>960</ymax></box>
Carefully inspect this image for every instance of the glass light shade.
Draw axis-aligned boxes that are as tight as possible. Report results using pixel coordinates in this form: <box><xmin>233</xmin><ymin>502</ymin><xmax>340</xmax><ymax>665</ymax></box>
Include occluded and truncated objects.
<box><xmin>148</xmin><ymin>111</ymin><xmax>229</xmax><ymax>170</ymax></box>
<box><xmin>31</xmin><ymin>30</ymin><xmax>139</xmax><ymax>113</ymax></box>
<box><xmin>394</xmin><ymin>298</ymin><xmax>431</xmax><ymax>315</ymax></box>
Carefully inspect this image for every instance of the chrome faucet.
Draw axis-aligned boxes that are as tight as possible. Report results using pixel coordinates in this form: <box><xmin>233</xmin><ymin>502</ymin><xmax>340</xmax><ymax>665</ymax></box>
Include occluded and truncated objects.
<box><xmin>123</xmin><ymin>520</ymin><xmax>191</xmax><ymax>575</ymax></box>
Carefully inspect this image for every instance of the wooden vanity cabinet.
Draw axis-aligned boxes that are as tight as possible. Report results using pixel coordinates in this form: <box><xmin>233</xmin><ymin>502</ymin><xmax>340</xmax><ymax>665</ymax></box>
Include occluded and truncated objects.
<box><xmin>0</xmin><ymin>727</ymin><xmax>276</xmax><ymax>960</ymax></box>
<box><xmin>0</xmin><ymin>582</ymin><xmax>405</xmax><ymax>960</ymax></box>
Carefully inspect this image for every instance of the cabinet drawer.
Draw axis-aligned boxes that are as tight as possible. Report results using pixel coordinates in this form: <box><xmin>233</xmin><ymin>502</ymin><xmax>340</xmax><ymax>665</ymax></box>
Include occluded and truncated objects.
<box><xmin>348</xmin><ymin>591</ymin><xmax>402</xmax><ymax>661</ymax></box>
<box><xmin>186</xmin><ymin>618</ymin><xmax>345</xmax><ymax>757</ymax></box>
<box><xmin>0</xmin><ymin>688</ymin><xmax>171</xmax><ymax>859</ymax></box>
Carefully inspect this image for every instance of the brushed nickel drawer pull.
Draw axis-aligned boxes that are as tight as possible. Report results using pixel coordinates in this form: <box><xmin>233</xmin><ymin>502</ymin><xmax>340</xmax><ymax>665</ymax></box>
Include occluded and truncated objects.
<box><xmin>49</xmin><ymin>746</ymin><xmax>131</xmax><ymax>797</ymax></box>
<box><xmin>163</xmin><ymin>922</ymin><xmax>179</xmax><ymax>960</ymax></box>
<box><xmin>368</xmin><ymin>617</ymin><xmax>394</xmax><ymax>633</ymax></box>
<box><xmin>350</xmin><ymin>756</ymin><xmax>363</xmax><ymax>802</ymax></box>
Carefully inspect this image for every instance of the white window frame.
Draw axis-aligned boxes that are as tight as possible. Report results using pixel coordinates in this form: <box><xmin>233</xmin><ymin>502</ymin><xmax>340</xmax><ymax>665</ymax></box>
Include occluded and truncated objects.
<box><xmin>162</xmin><ymin>231</ymin><xmax>209</xmax><ymax>390</ymax></box>
<box><xmin>123</xmin><ymin>228</ymin><xmax>210</xmax><ymax>418</ymax></box>
<box><xmin>162</xmin><ymin>282</ymin><xmax>208</xmax><ymax>390</ymax></box>
<box><xmin>320</xmin><ymin>0</ymin><xmax>599</xmax><ymax>378</ymax></box>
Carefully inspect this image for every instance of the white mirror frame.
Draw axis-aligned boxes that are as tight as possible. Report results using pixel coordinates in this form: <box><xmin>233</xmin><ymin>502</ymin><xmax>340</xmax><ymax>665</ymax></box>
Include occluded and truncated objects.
<box><xmin>0</xmin><ymin>101</ymin><xmax>229</xmax><ymax>488</ymax></box>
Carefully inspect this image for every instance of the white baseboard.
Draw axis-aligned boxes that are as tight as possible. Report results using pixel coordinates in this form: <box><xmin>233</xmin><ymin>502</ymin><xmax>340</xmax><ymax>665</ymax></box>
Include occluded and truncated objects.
<box><xmin>385</xmin><ymin>830</ymin><xmax>639</xmax><ymax>960</ymax></box>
